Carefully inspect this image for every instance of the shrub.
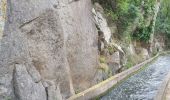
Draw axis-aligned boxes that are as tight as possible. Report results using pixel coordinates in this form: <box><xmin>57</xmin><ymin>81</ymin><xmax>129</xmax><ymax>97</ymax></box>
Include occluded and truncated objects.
<box><xmin>99</xmin><ymin>56</ymin><xmax>106</xmax><ymax>63</ymax></box>
<box><xmin>92</xmin><ymin>0</ymin><xmax>156</xmax><ymax>42</ymax></box>
<box><xmin>132</xmin><ymin>25</ymin><xmax>152</xmax><ymax>42</ymax></box>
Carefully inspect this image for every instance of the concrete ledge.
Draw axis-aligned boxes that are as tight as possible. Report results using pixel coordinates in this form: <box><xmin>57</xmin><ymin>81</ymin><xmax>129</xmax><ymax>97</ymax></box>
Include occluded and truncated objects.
<box><xmin>154</xmin><ymin>52</ymin><xmax>170</xmax><ymax>100</ymax></box>
<box><xmin>68</xmin><ymin>53</ymin><xmax>161</xmax><ymax>100</ymax></box>
<box><xmin>154</xmin><ymin>71</ymin><xmax>170</xmax><ymax>100</ymax></box>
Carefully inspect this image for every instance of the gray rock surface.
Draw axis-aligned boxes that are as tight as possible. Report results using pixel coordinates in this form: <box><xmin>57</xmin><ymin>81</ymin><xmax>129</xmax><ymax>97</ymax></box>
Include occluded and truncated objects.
<box><xmin>140</xmin><ymin>48</ymin><xmax>149</xmax><ymax>60</ymax></box>
<box><xmin>59</xmin><ymin>0</ymin><xmax>99</xmax><ymax>91</ymax></box>
<box><xmin>0</xmin><ymin>0</ymin><xmax>99</xmax><ymax>99</ymax></box>
<box><xmin>13</xmin><ymin>64</ymin><xmax>46</xmax><ymax>100</ymax></box>
<box><xmin>92</xmin><ymin>3</ymin><xmax>112</xmax><ymax>43</ymax></box>
<box><xmin>47</xmin><ymin>82</ymin><xmax>63</xmax><ymax>100</ymax></box>
<box><xmin>107</xmin><ymin>51</ymin><xmax>121</xmax><ymax>75</ymax></box>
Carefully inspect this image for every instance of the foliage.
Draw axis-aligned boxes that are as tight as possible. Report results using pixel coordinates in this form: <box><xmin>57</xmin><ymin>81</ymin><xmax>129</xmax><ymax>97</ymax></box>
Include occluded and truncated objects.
<box><xmin>92</xmin><ymin>0</ymin><xmax>156</xmax><ymax>42</ymax></box>
<box><xmin>155</xmin><ymin>0</ymin><xmax>170</xmax><ymax>39</ymax></box>
<box><xmin>99</xmin><ymin>63</ymin><xmax>112</xmax><ymax>77</ymax></box>
<box><xmin>132</xmin><ymin>24</ymin><xmax>153</xmax><ymax>42</ymax></box>
<box><xmin>125</xmin><ymin>54</ymin><xmax>143</xmax><ymax>69</ymax></box>
<box><xmin>99</xmin><ymin>56</ymin><xmax>106</xmax><ymax>63</ymax></box>
<box><xmin>142</xmin><ymin>0</ymin><xmax>156</xmax><ymax>18</ymax></box>
<box><xmin>107</xmin><ymin>45</ymin><xmax>116</xmax><ymax>54</ymax></box>
<box><xmin>105</xmin><ymin>9</ymin><xmax>118</xmax><ymax>22</ymax></box>
<box><xmin>125</xmin><ymin>61</ymin><xmax>133</xmax><ymax>69</ymax></box>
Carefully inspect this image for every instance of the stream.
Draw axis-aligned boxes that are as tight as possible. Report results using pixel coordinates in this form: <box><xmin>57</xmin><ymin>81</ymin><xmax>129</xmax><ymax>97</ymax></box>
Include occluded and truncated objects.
<box><xmin>100</xmin><ymin>54</ymin><xmax>170</xmax><ymax>100</ymax></box>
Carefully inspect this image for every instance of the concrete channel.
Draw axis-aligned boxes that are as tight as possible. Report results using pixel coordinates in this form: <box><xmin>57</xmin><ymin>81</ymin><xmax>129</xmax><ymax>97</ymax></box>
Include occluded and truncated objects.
<box><xmin>68</xmin><ymin>52</ymin><xmax>170</xmax><ymax>100</ymax></box>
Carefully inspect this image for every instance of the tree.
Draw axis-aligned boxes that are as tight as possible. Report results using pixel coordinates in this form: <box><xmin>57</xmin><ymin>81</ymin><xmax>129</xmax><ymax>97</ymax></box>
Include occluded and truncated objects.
<box><xmin>156</xmin><ymin>0</ymin><xmax>170</xmax><ymax>38</ymax></box>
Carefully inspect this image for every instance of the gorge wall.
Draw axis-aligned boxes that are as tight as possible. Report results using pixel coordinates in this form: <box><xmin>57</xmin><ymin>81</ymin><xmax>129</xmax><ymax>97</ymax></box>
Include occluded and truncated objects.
<box><xmin>0</xmin><ymin>0</ymin><xmax>99</xmax><ymax>100</ymax></box>
<box><xmin>0</xmin><ymin>0</ymin><xmax>168</xmax><ymax>100</ymax></box>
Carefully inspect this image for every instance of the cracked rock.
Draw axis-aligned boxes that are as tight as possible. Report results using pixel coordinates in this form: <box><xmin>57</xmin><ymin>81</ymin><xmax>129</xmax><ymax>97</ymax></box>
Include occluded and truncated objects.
<box><xmin>13</xmin><ymin>64</ymin><xmax>46</xmax><ymax>100</ymax></box>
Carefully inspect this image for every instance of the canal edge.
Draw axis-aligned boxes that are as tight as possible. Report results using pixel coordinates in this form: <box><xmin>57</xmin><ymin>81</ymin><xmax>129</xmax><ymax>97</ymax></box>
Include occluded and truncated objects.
<box><xmin>68</xmin><ymin>52</ymin><xmax>170</xmax><ymax>100</ymax></box>
<box><xmin>154</xmin><ymin>51</ymin><xmax>170</xmax><ymax>100</ymax></box>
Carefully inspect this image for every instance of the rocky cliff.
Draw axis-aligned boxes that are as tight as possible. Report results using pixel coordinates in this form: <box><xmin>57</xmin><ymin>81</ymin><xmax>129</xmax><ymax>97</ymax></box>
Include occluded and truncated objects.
<box><xmin>0</xmin><ymin>0</ymin><xmax>168</xmax><ymax>100</ymax></box>
<box><xmin>0</xmin><ymin>0</ymin><xmax>99</xmax><ymax>100</ymax></box>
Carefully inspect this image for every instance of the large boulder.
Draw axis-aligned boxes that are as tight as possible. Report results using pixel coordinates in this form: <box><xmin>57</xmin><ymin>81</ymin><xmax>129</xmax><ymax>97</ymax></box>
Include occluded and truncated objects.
<box><xmin>0</xmin><ymin>0</ymin><xmax>99</xmax><ymax>99</ymax></box>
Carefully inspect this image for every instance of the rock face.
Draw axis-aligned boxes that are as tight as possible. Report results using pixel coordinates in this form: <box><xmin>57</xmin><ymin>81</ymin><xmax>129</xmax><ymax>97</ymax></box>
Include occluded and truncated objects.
<box><xmin>13</xmin><ymin>64</ymin><xmax>46</xmax><ymax>100</ymax></box>
<box><xmin>0</xmin><ymin>0</ymin><xmax>99</xmax><ymax>99</ymax></box>
<box><xmin>59</xmin><ymin>0</ymin><xmax>99</xmax><ymax>92</ymax></box>
<box><xmin>92</xmin><ymin>3</ymin><xmax>112</xmax><ymax>43</ymax></box>
<box><xmin>153</xmin><ymin>36</ymin><xmax>165</xmax><ymax>52</ymax></box>
<box><xmin>0</xmin><ymin>0</ymin><xmax>5</xmax><ymax>39</ymax></box>
<box><xmin>107</xmin><ymin>51</ymin><xmax>121</xmax><ymax>75</ymax></box>
<box><xmin>140</xmin><ymin>48</ymin><xmax>149</xmax><ymax>60</ymax></box>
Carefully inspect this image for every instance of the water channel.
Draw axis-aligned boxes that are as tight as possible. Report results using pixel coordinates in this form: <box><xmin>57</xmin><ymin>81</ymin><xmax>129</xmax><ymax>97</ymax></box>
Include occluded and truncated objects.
<box><xmin>100</xmin><ymin>54</ymin><xmax>170</xmax><ymax>100</ymax></box>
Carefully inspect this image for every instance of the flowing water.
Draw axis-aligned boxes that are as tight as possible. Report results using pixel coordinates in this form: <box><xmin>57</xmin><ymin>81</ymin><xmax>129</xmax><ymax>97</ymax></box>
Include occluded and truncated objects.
<box><xmin>100</xmin><ymin>54</ymin><xmax>170</xmax><ymax>100</ymax></box>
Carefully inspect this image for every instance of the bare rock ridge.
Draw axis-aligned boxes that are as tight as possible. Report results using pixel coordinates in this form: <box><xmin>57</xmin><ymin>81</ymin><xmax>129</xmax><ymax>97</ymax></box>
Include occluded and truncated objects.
<box><xmin>0</xmin><ymin>0</ymin><xmax>99</xmax><ymax>100</ymax></box>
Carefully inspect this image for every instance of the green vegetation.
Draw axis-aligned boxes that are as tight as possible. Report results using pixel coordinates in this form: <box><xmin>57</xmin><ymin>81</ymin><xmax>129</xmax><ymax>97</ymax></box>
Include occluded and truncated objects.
<box><xmin>107</xmin><ymin>45</ymin><xmax>117</xmax><ymax>55</ymax></box>
<box><xmin>93</xmin><ymin>0</ymin><xmax>156</xmax><ymax>43</ymax></box>
<box><xmin>124</xmin><ymin>56</ymin><xmax>134</xmax><ymax>69</ymax></box>
<box><xmin>155</xmin><ymin>0</ymin><xmax>170</xmax><ymax>38</ymax></box>
<box><xmin>99</xmin><ymin>56</ymin><xmax>112</xmax><ymax>78</ymax></box>
<box><xmin>125</xmin><ymin>61</ymin><xmax>133</xmax><ymax>69</ymax></box>
<box><xmin>132</xmin><ymin>24</ymin><xmax>153</xmax><ymax>42</ymax></box>
<box><xmin>5</xmin><ymin>97</ymin><xmax>11</xmax><ymax>100</ymax></box>
<box><xmin>94</xmin><ymin>55</ymin><xmax>158</xmax><ymax>100</ymax></box>
<box><xmin>99</xmin><ymin>56</ymin><xmax>106</xmax><ymax>63</ymax></box>
<box><xmin>155</xmin><ymin>0</ymin><xmax>170</xmax><ymax>48</ymax></box>
<box><xmin>125</xmin><ymin>55</ymin><xmax>141</xmax><ymax>69</ymax></box>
